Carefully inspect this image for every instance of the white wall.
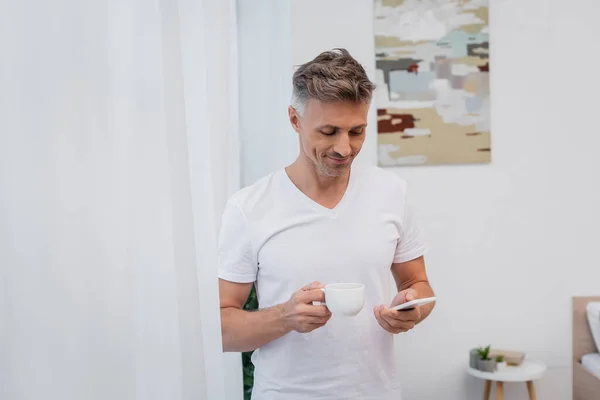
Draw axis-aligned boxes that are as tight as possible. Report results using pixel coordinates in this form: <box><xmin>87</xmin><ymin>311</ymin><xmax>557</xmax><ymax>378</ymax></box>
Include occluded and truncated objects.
<box><xmin>239</xmin><ymin>0</ymin><xmax>600</xmax><ymax>399</ymax></box>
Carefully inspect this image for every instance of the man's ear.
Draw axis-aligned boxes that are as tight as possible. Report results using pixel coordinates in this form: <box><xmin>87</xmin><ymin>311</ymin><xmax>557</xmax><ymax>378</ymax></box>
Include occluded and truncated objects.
<box><xmin>288</xmin><ymin>106</ymin><xmax>301</xmax><ymax>134</ymax></box>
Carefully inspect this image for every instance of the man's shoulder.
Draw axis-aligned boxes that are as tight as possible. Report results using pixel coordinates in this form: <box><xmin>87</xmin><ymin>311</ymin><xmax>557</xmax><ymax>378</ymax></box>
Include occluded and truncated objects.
<box><xmin>356</xmin><ymin>164</ymin><xmax>408</xmax><ymax>193</ymax></box>
<box><xmin>227</xmin><ymin>170</ymin><xmax>282</xmax><ymax>215</ymax></box>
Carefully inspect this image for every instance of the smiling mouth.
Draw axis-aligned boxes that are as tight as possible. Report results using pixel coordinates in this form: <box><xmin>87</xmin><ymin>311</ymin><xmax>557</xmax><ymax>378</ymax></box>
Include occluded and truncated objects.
<box><xmin>328</xmin><ymin>156</ymin><xmax>351</xmax><ymax>164</ymax></box>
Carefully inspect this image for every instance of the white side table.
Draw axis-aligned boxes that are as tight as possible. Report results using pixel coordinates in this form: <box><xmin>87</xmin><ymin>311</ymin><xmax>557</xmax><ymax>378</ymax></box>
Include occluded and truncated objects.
<box><xmin>467</xmin><ymin>360</ymin><xmax>547</xmax><ymax>400</ymax></box>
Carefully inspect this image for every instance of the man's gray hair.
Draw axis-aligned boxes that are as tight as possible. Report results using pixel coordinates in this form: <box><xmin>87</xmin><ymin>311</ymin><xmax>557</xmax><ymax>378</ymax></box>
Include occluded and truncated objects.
<box><xmin>290</xmin><ymin>48</ymin><xmax>376</xmax><ymax>116</ymax></box>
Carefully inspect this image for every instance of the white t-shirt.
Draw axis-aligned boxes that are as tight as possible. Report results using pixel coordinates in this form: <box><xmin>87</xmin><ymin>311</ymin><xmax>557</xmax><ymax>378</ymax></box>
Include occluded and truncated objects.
<box><xmin>217</xmin><ymin>164</ymin><xmax>427</xmax><ymax>400</ymax></box>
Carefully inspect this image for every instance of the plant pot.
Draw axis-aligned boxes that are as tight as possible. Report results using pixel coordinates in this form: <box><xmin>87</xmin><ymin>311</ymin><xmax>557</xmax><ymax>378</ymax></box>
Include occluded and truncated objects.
<box><xmin>478</xmin><ymin>359</ymin><xmax>497</xmax><ymax>372</ymax></box>
<box><xmin>469</xmin><ymin>349</ymin><xmax>480</xmax><ymax>369</ymax></box>
<box><xmin>497</xmin><ymin>361</ymin><xmax>507</xmax><ymax>369</ymax></box>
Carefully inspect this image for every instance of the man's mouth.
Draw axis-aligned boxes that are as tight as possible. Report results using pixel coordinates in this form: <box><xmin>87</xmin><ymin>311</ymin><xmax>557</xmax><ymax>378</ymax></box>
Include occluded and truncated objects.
<box><xmin>328</xmin><ymin>156</ymin><xmax>351</xmax><ymax>164</ymax></box>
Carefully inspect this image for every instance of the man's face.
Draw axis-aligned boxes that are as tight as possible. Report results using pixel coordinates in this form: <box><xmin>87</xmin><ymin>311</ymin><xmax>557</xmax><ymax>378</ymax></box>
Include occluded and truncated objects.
<box><xmin>289</xmin><ymin>99</ymin><xmax>369</xmax><ymax>177</ymax></box>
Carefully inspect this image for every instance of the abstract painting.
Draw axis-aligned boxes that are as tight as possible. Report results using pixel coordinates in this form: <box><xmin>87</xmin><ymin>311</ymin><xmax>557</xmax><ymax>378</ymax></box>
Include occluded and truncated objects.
<box><xmin>373</xmin><ymin>0</ymin><xmax>491</xmax><ymax>166</ymax></box>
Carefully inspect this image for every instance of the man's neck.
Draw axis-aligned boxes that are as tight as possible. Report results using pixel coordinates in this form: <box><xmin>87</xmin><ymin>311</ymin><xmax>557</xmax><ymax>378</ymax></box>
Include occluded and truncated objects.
<box><xmin>285</xmin><ymin>157</ymin><xmax>350</xmax><ymax>209</ymax></box>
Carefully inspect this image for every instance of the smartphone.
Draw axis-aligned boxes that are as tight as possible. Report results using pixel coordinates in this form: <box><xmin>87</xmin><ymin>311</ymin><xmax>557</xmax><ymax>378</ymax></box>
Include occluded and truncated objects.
<box><xmin>390</xmin><ymin>296</ymin><xmax>436</xmax><ymax>311</ymax></box>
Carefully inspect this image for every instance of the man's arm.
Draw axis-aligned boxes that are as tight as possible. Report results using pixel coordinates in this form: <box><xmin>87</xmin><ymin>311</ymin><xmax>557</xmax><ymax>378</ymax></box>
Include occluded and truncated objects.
<box><xmin>219</xmin><ymin>279</ymin><xmax>330</xmax><ymax>353</ymax></box>
<box><xmin>219</xmin><ymin>279</ymin><xmax>290</xmax><ymax>352</ymax></box>
<box><xmin>373</xmin><ymin>256</ymin><xmax>435</xmax><ymax>334</ymax></box>
<box><xmin>390</xmin><ymin>255</ymin><xmax>435</xmax><ymax>324</ymax></box>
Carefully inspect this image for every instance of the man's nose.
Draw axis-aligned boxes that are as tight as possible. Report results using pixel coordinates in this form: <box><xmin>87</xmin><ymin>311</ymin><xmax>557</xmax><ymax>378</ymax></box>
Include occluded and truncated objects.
<box><xmin>333</xmin><ymin>134</ymin><xmax>351</xmax><ymax>157</ymax></box>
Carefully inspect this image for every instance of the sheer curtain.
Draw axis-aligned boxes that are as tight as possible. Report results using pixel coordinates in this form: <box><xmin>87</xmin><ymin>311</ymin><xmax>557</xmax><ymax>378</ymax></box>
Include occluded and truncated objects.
<box><xmin>237</xmin><ymin>0</ymin><xmax>296</xmax><ymax>188</ymax></box>
<box><xmin>0</xmin><ymin>1</ymin><xmax>237</xmax><ymax>399</ymax></box>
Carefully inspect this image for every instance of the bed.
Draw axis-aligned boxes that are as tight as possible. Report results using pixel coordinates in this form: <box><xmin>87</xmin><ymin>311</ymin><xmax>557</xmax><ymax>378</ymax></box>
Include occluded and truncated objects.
<box><xmin>572</xmin><ymin>296</ymin><xmax>600</xmax><ymax>400</ymax></box>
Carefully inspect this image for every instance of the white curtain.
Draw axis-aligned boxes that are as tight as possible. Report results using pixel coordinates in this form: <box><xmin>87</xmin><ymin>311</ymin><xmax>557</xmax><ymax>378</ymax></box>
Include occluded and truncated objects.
<box><xmin>237</xmin><ymin>0</ymin><xmax>296</xmax><ymax>187</ymax></box>
<box><xmin>0</xmin><ymin>1</ymin><xmax>238</xmax><ymax>399</ymax></box>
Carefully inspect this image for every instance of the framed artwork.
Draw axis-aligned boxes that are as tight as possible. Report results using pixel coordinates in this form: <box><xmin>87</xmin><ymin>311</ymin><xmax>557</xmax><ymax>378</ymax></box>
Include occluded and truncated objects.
<box><xmin>373</xmin><ymin>0</ymin><xmax>491</xmax><ymax>166</ymax></box>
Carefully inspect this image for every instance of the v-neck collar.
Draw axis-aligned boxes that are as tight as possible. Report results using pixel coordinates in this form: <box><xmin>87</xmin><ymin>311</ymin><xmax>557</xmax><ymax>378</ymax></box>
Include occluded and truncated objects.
<box><xmin>281</xmin><ymin>166</ymin><xmax>358</xmax><ymax>217</ymax></box>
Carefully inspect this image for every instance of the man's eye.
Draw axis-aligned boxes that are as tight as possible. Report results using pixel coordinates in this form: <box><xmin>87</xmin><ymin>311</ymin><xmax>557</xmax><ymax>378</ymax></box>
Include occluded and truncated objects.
<box><xmin>321</xmin><ymin>130</ymin><xmax>335</xmax><ymax>135</ymax></box>
<box><xmin>350</xmin><ymin>129</ymin><xmax>364</xmax><ymax>135</ymax></box>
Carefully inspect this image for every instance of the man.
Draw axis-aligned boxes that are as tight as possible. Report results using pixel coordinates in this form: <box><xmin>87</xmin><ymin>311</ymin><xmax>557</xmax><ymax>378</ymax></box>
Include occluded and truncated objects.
<box><xmin>217</xmin><ymin>48</ymin><xmax>435</xmax><ymax>399</ymax></box>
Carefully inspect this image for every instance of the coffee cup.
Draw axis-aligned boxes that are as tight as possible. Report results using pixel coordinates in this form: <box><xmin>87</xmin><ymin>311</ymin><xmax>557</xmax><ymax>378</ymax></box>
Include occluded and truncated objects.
<box><xmin>319</xmin><ymin>283</ymin><xmax>365</xmax><ymax>316</ymax></box>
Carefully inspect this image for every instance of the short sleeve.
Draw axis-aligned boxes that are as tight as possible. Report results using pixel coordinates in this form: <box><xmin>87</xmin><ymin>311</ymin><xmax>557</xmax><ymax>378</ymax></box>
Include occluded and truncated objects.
<box><xmin>393</xmin><ymin>201</ymin><xmax>428</xmax><ymax>264</ymax></box>
<box><xmin>217</xmin><ymin>198</ymin><xmax>257</xmax><ymax>283</ymax></box>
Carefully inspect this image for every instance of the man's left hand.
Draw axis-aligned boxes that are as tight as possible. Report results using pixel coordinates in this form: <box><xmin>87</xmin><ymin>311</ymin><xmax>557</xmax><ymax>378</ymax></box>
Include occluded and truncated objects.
<box><xmin>373</xmin><ymin>289</ymin><xmax>421</xmax><ymax>334</ymax></box>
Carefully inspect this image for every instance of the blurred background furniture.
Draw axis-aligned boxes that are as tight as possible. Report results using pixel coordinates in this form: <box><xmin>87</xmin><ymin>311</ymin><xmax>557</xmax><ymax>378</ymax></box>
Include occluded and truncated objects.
<box><xmin>572</xmin><ymin>296</ymin><xmax>600</xmax><ymax>400</ymax></box>
<box><xmin>467</xmin><ymin>359</ymin><xmax>546</xmax><ymax>400</ymax></box>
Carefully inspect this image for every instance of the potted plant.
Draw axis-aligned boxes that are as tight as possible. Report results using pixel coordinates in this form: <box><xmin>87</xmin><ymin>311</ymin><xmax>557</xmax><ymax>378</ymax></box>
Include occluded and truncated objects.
<box><xmin>476</xmin><ymin>345</ymin><xmax>497</xmax><ymax>372</ymax></box>
<box><xmin>242</xmin><ymin>285</ymin><xmax>259</xmax><ymax>399</ymax></box>
<box><xmin>495</xmin><ymin>355</ymin><xmax>506</xmax><ymax>369</ymax></box>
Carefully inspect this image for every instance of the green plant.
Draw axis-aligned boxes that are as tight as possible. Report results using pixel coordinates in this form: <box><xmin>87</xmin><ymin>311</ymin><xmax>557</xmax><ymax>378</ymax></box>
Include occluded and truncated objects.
<box><xmin>241</xmin><ymin>285</ymin><xmax>258</xmax><ymax>400</ymax></box>
<box><xmin>476</xmin><ymin>345</ymin><xmax>492</xmax><ymax>360</ymax></box>
<box><xmin>495</xmin><ymin>355</ymin><xmax>504</xmax><ymax>363</ymax></box>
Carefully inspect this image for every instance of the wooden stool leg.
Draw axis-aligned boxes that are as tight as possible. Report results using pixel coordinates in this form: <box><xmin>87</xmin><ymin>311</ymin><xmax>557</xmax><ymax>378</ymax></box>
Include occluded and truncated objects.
<box><xmin>483</xmin><ymin>380</ymin><xmax>491</xmax><ymax>400</ymax></box>
<box><xmin>496</xmin><ymin>381</ymin><xmax>504</xmax><ymax>400</ymax></box>
<box><xmin>526</xmin><ymin>380</ymin><xmax>536</xmax><ymax>400</ymax></box>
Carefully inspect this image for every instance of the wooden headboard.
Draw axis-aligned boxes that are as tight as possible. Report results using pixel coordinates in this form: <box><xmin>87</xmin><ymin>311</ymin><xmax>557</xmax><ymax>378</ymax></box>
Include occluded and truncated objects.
<box><xmin>572</xmin><ymin>296</ymin><xmax>600</xmax><ymax>400</ymax></box>
<box><xmin>573</xmin><ymin>296</ymin><xmax>600</xmax><ymax>362</ymax></box>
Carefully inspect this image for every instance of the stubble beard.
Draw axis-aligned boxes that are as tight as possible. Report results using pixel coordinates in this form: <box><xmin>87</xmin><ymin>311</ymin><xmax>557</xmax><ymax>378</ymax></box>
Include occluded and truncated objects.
<box><xmin>316</xmin><ymin>156</ymin><xmax>351</xmax><ymax>178</ymax></box>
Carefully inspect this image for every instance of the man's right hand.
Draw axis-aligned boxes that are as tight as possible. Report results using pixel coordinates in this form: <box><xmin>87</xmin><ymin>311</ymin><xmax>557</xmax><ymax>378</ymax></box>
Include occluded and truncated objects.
<box><xmin>280</xmin><ymin>281</ymin><xmax>332</xmax><ymax>333</ymax></box>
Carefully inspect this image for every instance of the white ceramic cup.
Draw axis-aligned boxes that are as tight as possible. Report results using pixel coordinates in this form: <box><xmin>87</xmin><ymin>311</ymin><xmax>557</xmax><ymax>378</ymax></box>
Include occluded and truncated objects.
<box><xmin>320</xmin><ymin>283</ymin><xmax>365</xmax><ymax>316</ymax></box>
